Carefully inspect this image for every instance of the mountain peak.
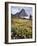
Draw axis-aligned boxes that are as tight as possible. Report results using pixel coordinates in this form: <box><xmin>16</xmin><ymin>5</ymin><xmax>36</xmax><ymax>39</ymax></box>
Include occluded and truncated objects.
<box><xmin>21</xmin><ymin>9</ymin><xmax>25</xmax><ymax>12</ymax></box>
<box><xmin>19</xmin><ymin>9</ymin><xmax>28</xmax><ymax>16</ymax></box>
<box><xmin>11</xmin><ymin>9</ymin><xmax>28</xmax><ymax>18</ymax></box>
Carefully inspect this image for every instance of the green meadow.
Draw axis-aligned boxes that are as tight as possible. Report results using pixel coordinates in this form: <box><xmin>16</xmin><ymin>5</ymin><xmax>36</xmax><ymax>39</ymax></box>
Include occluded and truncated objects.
<box><xmin>11</xmin><ymin>18</ymin><xmax>32</xmax><ymax>39</ymax></box>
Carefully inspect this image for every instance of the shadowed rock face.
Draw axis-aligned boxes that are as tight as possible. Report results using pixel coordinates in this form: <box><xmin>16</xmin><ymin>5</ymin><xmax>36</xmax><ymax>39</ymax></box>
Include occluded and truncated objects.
<box><xmin>19</xmin><ymin>9</ymin><xmax>28</xmax><ymax>17</ymax></box>
<box><xmin>11</xmin><ymin>9</ymin><xmax>32</xmax><ymax>19</ymax></box>
<box><xmin>11</xmin><ymin>9</ymin><xmax>28</xmax><ymax>17</ymax></box>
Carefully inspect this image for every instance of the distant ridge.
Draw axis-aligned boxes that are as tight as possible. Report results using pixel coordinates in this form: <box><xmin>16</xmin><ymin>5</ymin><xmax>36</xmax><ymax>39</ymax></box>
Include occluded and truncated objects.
<box><xmin>11</xmin><ymin>9</ymin><xmax>32</xmax><ymax>19</ymax></box>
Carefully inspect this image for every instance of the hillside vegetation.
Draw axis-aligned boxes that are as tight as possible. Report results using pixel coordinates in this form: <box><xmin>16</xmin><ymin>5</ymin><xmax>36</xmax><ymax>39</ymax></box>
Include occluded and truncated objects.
<box><xmin>11</xmin><ymin>18</ymin><xmax>32</xmax><ymax>39</ymax></box>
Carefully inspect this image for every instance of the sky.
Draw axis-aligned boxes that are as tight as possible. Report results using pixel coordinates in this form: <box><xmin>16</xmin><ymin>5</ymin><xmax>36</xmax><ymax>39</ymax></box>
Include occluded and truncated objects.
<box><xmin>11</xmin><ymin>6</ymin><xmax>32</xmax><ymax>16</ymax></box>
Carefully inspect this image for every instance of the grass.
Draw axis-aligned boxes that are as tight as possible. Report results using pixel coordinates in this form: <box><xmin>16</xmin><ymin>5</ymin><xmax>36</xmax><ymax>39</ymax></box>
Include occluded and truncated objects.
<box><xmin>11</xmin><ymin>18</ymin><xmax>32</xmax><ymax>38</ymax></box>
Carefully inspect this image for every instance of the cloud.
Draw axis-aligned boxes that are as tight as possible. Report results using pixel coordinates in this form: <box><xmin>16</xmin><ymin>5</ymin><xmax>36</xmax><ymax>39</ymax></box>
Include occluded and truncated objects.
<box><xmin>11</xmin><ymin>6</ymin><xmax>32</xmax><ymax>15</ymax></box>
